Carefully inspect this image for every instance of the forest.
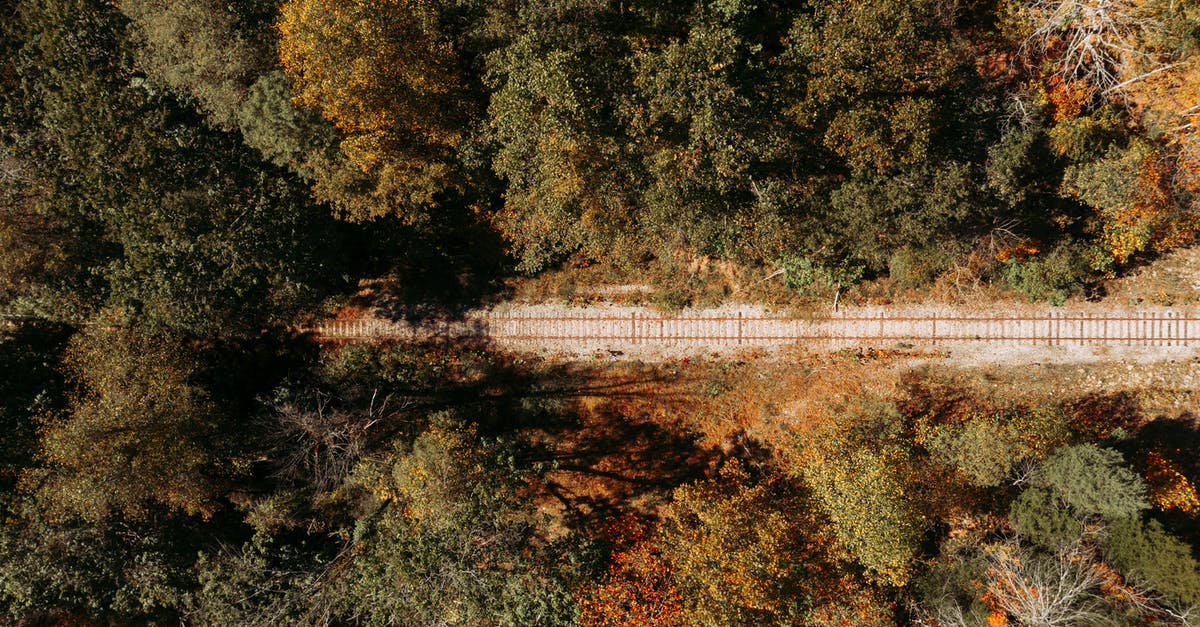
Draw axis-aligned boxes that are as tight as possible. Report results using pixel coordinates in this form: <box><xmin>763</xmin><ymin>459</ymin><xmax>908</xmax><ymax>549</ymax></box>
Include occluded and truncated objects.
<box><xmin>1</xmin><ymin>0</ymin><xmax>1199</xmax><ymax>624</ymax></box>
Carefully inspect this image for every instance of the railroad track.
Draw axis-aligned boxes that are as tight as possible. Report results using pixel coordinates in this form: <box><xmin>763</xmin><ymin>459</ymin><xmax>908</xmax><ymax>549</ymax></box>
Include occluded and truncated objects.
<box><xmin>314</xmin><ymin>309</ymin><xmax>1200</xmax><ymax>350</ymax></box>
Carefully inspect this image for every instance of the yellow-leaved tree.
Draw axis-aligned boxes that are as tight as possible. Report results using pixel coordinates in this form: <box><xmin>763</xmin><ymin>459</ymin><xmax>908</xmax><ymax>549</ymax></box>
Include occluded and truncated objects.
<box><xmin>278</xmin><ymin>0</ymin><xmax>472</xmax><ymax>222</ymax></box>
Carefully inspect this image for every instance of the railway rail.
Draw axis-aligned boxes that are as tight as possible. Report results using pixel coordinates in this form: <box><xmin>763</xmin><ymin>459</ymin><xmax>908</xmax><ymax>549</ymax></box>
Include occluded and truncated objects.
<box><xmin>314</xmin><ymin>309</ymin><xmax>1200</xmax><ymax>349</ymax></box>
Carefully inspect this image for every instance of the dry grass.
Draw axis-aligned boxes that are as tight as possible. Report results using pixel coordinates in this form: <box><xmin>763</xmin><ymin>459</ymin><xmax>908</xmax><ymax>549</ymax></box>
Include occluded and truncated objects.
<box><xmin>1102</xmin><ymin>246</ymin><xmax>1200</xmax><ymax>307</ymax></box>
<box><xmin>505</xmin><ymin>246</ymin><xmax>1040</xmax><ymax>314</ymax></box>
<box><xmin>506</xmin><ymin>243</ymin><xmax>1200</xmax><ymax>314</ymax></box>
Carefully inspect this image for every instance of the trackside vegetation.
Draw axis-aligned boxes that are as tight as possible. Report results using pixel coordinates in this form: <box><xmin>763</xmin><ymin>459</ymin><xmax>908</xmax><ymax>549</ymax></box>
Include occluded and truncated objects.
<box><xmin>2</xmin><ymin>0</ymin><xmax>1199</xmax><ymax>625</ymax></box>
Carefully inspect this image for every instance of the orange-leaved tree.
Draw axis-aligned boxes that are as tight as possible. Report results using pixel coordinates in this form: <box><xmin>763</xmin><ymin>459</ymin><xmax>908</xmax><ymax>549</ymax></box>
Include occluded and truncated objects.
<box><xmin>578</xmin><ymin>516</ymin><xmax>684</xmax><ymax>627</ymax></box>
<box><xmin>580</xmin><ymin>460</ymin><xmax>818</xmax><ymax>626</ymax></box>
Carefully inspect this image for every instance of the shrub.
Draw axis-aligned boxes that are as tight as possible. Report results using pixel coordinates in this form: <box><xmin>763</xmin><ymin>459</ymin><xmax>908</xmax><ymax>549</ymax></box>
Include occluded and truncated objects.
<box><xmin>888</xmin><ymin>246</ymin><xmax>953</xmax><ymax>288</ymax></box>
<box><xmin>1032</xmin><ymin>444</ymin><xmax>1148</xmax><ymax>520</ymax></box>
<box><xmin>1103</xmin><ymin>517</ymin><xmax>1200</xmax><ymax>606</ymax></box>
<box><xmin>780</xmin><ymin>255</ymin><xmax>865</xmax><ymax>297</ymax></box>
<box><xmin>1009</xmin><ymin>487</ymin><xmax>1085</xmax><ymax>549</ymax></box>
<box><xmin>1000</xmin><ymin>241</ymin><xmax>1092</xmax><ymax>305</ymax></box>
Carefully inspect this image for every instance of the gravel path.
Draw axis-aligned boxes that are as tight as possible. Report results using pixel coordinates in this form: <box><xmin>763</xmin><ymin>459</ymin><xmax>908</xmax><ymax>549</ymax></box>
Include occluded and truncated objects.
<box><xmin>314</xmin><ymin>303</ymin><xmax>1200</xmax><ymax>363</ymax></box>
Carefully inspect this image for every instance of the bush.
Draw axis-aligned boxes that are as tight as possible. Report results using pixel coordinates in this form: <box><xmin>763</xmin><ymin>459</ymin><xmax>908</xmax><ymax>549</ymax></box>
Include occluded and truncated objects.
<box><xmin>1032</xmin><ymin>444</ymin><xmax>1148</xmax><ymax>520</ymax></box>
<box><xmin>1009</xmin><ymin>487</ymin><xmax>1085</xmax><ymax>549</ymax></box>
<box><xmin>913</xmin><ymin>551</ymin><xmax>992</xmax><ymax>625</ymax></box>
<box><xmin>1000</xmin><ymin>241</ymin><xmax>1092</xmax><ymax>305</ymax></box>
<box><xmin>1103</xmin><ymin>517</ymin><xmax>1200</xmax><ymax>606</ymax></box>
<box><xmin>651</xmin><ymin>287</ymin><xmax>691</xmax><ymax>311</ymax></box>
<box><xmin>920</xmin><ymin>407</ymin><xmax>1070</xmax><ymax>488</ymax></box>
<box><xmin>780</xmin><ymin>255</ymin><xmax>865</xmax><ymax>297</ymax></box>
<box><xmin>888</xmin><ymin>246</ymin><xmax>953</xmax><ymax>288</ymax></box>
<box><xmin>802</xmin><ymin>445</ymin><xmax>922</xmax><ymax>586</ymax></box>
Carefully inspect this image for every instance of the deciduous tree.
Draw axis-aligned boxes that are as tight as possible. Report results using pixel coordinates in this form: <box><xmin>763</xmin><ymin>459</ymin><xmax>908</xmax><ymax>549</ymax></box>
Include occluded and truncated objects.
<box><xmin>24</xmin><ymin>326</ymin><xmax>224</xmax><ymax>522</ymax></box>
<box><xmin>278</xmin><ymin>0</ymin><xmax>476</xmax><ymax>222</ymax></box>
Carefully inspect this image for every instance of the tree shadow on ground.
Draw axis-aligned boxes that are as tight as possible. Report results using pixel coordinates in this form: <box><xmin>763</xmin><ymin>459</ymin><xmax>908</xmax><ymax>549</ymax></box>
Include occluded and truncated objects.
<box><xmin>526</xmin><ymin>404</ymin><xmax>720</xmax><ymax>534</ymax></box>
<box><xmin>270</xmin><ymin>337</ymin><xmax>737</xmax><ymax>534</ymax></box>
<box><xmin>387</xmin><ymin>357</ymin><xmax>729</xmax><ymax>534</ymax></box>
<box><xmin>338</xmin><ymin>205</ymin><xmax>515</xmax><ymax>323</ymax></box>
<box><xmin>1124</xmin><ymin>411</ymin><xmax>1200</xmax><ymax>545</ymax></box>
<box><xmin>489</xmin><ymin>367</ymin><xmax>730</xmax><ymax>534</ymax></box>
<box><xmin>1060</xmin><ymin>390</ymin><xmax>1144</xmax><ymax>440</ymax></box>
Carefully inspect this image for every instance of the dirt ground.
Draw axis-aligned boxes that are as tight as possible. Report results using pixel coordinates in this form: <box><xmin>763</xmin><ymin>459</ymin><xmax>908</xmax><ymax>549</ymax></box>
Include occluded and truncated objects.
<box><xmin>518</xmin><ymin>344</ymin><xmax>1200</xmax><ymax>529</ymax></box>
<box><xmin>1102</xmin><ymin>246</ymin><xmax>1200</xmax><ymax>307</ymax></box>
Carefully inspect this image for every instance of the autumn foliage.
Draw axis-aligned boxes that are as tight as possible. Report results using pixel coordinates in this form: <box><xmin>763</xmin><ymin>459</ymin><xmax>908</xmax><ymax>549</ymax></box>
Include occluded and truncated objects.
<box><xmin>579</xmin><ymin>517</ymin><xmax>684</xmax><ymax>627</ymax></box>
<box><xmin>277</xmin><ymin>0</ymin><xmax>470</xmax><ymax>221</ymax></box>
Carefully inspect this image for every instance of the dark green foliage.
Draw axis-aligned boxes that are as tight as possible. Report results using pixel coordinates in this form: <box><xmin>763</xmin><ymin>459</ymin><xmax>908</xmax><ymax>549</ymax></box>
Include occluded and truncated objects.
<box><xmin>482</xmin><ymin>0</ymin><xmax>636</xmax><ymax>272</ymax></box>
<box><xmin>1103</xmin><ymin>517</ymin><xmax>1200</xmax><ymax>606</ymax></box>
<box><xmin>329</xmin><ymin>423</ymin><xmax>583</xmax><ymax>626</ymax></box>
<box><xmin>3</xmin><ymin>0</ymin><xmax>1200</xmax><ymax>623</ymax></box>
<box><xmin>187</xmin><ymin>537</ymin><xmax>327</xmax><ymax>625</ymax></box>
<box><xmin>1032</xmin><ymin>444</ymin><xmax>1149</xmax><ymax>520</ymax></box>
<box><xmin>784</xmin><ymin>0</ymin><xmax>970</xmax><ymax>174</ymax></box>
<box><xmin>0</xmin><ymin>499</ymin><xmax>192</xmax><ymax>624</ymax></box>
<box><xmin>920</xmin><ymin>408</ymin><xmax>1070</xmax><ymax>488</ymax></box>
<box><xmin>3</xmin><ymin>0</ymin><xmax>1193</xmax><ymax>306</ymax></box>
<box><xmin>117</xmin><ymin>0</ymin><xmax>273</xmax><ymax>130</ymax></box>
<box><xmin>781</xmin><ymin>255</ymin><xmax>865</xmax><ymax>298</ymax></box>
<box><xmin>827</xmin><ymin>164</ymin><xmax>981</xmax><ymax>272</ymax></box>
<box><xmin>237</xmin><ymin>70</ymin><xmax>339</xmax><ymax>168</ymax></box>
<box><xmin>1009</xmin><ymin>487</ymin><xmax>1086</xmax><ymax>549</ymax></box>
<box><xmin>630</xmin><ymin>0</ymin><xmax>794</xmax><ymax>259</ymax></box>
<box><xmin>985</xmin><ymin>122</ymin><xmax>1056</xmax><ymax>210</ymax></box>
<box><xmin>1</xmin><ymin>0</ymin><xmax>342</xmax><ymax>336</ymax></box>
<box><xmin>914</xmin><ymin>550</ymin><xmax>992</xmax><ymax>626</ymax></box>
<box><xmin>1000</xmin><ymin>241</ymin><xmax>1093</xmax><ymax>305</ymax></box>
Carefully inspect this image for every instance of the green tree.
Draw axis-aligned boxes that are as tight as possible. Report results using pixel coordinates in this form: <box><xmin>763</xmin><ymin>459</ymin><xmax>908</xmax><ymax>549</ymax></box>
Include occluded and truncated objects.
<box><xmin>630</xmin><ymin>0</ymin><xmax>800</xmax><ymax>259</ymax></box>
<box><xmin>117</xmin><ymin>0</ymin><xmax>274</xmax><ymax>130</ymax></box>
<box><xmin>2</xmin><ymin>0</ymin><xmax>340</xmax><ymax>336</ymax></box>
<box><xmin>827</xmin><ymin>163</ymin><xmax>983</xmax><ymax>275</ymax></box>
<box><xmin>1103</xmin><ymin>517</ymin><xmax>1200</xmax><ymax>607</ymax></box>
<box><xmin>330</xmin><ymin>422</ymin><xmax>581</xmax><ymax>625</ymax></box>
<box><xmin>1009</xmin><ymin>487</ymin><xmax>1087</xmax><ymax>548</ymax></box>
<box><xmin>0</xmin><ymin>501</ymin><xmax>190</xmax><ymax>624</ymax></box>
<box><xmin>1031</xmin><ymin>444</ymin><xmax>1149</xmax><ymax>519</ymax></box>
<box><xmin>784</xmin><ymin>0</ymin><xmax>969</xmax><ymax>174</ymax></box>
<box><xmin>0</xmin><ymin>322</ymin><xmax>69</xmax><ymax>487</ymax></box>
<box><xmin>0</xmin><ymin>151</ymin><xmax>98</xmax><ymax>321</ymax></box>
<box><xmin>482</xmin><ymin>0</ymin><xmax>637</xmax><ymax>272</ymax></box>
<box><xmin>789</xmin><ymin>399</ymin><xmax>927</xmax><ymax>587</ymax></box>
<box><xmin>236</xmin><ymin>70</ymin><xmax>339</xmax><ymax>168</ymax></box>
<box><xmin>187</xmin><ymin>537</ymin><xmax>327</xmax><ymax>625</ymax></box>
<box><xmin>24</xmin><ymin>326</ymin><xmax>225</xmax><ymax>522</ymax></box>
<box><xmin>920</xmin><ymin>407</ymin><xmax>1070</xmax><ymax>488</ymax></box>
<box><xmin>802</xmin><ymin>444</ymin><xmax>923</xmax><ymax>586</ymax></box>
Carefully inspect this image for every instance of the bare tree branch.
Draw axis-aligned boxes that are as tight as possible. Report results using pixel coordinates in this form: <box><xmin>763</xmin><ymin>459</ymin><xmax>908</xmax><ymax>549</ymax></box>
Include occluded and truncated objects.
<box><xmin>1018</xmin><ymin>0</ymin><xmax>1167</xmax><ymax>95</ymax></box>
<box><xmin>985</xmin><ymin>539</ymin><xmax>1107</xmax><ymax>626</ymax></box>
